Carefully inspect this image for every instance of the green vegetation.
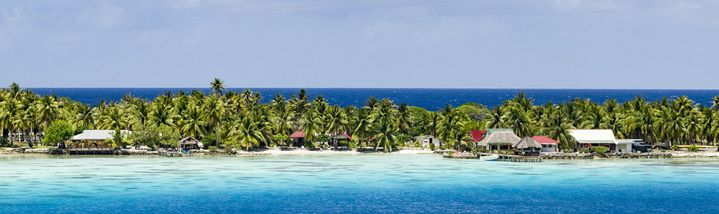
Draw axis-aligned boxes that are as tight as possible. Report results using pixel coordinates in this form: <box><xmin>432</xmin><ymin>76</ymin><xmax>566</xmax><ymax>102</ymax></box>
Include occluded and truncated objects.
<box><xmin>688</xmin><ymin>144</ymin><xmax>700</xmax><ymax>152</ymax></box>
<box><xmin>41</xmin><ymin>120</ymin><xmax>74</xmax><ymax>148</ymax></box>
<box><xmin>591</xmin><ymin>146</ymin><xmax>610</xmax><ymax>154</ymax></box>
<box><xmin>1</xmin><ymin>80</ymin><xmax>719</xmax><ymax>152</ymax></box>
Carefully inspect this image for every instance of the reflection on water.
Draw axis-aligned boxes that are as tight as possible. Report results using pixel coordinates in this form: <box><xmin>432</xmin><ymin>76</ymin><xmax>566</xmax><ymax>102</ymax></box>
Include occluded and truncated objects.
<box><xmin>1</xmin><ymin>154</ymin><xmax>719</xmax><ymax>213</ymax></box>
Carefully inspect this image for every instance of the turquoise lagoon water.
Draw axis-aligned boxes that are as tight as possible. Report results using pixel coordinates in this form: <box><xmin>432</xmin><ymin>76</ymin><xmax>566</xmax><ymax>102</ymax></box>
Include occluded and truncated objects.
<box><xmin>1</xmin><ymin>154</ymin><xmax>719</xmax><ymax>213</ymax></box>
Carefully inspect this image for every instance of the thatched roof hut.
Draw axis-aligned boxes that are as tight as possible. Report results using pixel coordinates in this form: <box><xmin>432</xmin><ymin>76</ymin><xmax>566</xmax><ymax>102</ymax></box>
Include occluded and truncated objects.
<box><xmin>514</xmin><ymin>137</ymin><xmax>543</xmax><ymax>149</ymax></box>
<box><xmin>178</xmin><ymin>137</ymin><xmax>201</xmax><ymax>149</ymax></box>
<box><xmin>515</xmin><ymin>137</ymin><xmax>543</xmax><ymax>156</ymax></box>
<box><xmin>477</xmin><ymin>130</ymin><xmax>520</xmax><ymax>147</ymax></box>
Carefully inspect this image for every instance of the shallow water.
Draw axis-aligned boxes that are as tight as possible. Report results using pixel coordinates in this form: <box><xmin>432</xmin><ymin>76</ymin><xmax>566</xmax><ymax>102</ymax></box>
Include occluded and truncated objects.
<box><xmin>1</xmin><ymin>154</ymin><xmax>718</xmax><ymax>213</ymax></box>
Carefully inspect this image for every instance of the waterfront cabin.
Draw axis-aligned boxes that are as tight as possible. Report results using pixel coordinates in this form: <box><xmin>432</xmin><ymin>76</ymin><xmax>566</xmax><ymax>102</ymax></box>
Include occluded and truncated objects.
<box><xmin>514</xmin><ymin>137</ymin><xmax>543</xmax><ymax>156</ymax></box>
<box><xmin>416</xmin><ymin>135</ymin><xmax>441</xmax><ymax>148</ymax></box>
<box><xmin>532</xmin><ymin>136</ymin><xmax>559</xmax><ymax>153</ymax></box>
<box><xmin>568</xmin><ymin>129</ymin><xmax>630</xmax><ymax>153</ymax></box>
<box><xmin>330</xmin><ymin>132</ymin><xmax>352</xmax><ymax>149</ymax></box>
<box><xmin>178</xmin><ymin>137</ymin><xmax>202</xmax><ymax>150</ymax></box>
<box><xmin>477</xmin><ymin>129</ymin><xmax>521</xmax><ymax>152</ymax></box>
<box><xmin>289</xmin><ymin>131</ymin><xmax>306</xmax><ymax>147</ymax></box>
<box><xmin>70</xmin><ymin>130</ymin><xmax>131</xmax><ymax>148</ymax></box>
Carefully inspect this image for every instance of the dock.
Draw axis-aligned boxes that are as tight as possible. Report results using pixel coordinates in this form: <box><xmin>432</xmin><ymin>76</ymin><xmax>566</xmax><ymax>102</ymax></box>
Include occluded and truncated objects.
<box><xmin>442</xmin><ymin>152</ymin><xmax>480</xmax><ymax>159</ymax></box>
<box><xmin>67</xmin><ymin>148</ymin><xmax>115</xmax><ymax>155</ymax></box>
<box><xmin>497</xmin><ymin>155</ymin><xmax>542</xmax><ymax>162</ymax></box>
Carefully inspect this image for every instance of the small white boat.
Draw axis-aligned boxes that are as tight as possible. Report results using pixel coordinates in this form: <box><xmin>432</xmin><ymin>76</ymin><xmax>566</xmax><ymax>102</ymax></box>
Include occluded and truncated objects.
<box><xmin>482</xmin><ymin>154</ymin><xmax>499</xmax><ymax>161</ymax></box>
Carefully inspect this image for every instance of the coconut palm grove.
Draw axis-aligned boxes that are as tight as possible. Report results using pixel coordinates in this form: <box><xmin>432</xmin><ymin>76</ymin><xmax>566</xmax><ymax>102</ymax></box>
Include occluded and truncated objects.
<box><xmin>2</xmin><ymin>79</ymin><xmax>719</xmax><ymax>152</ymax></box>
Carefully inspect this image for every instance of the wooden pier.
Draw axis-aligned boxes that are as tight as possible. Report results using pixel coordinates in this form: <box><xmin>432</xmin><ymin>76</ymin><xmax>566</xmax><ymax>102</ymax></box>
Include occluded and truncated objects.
<box><xmin>497</xmin><ymin>155</ymin><xmax>542</xmax><ymax>162</ymax></box>
<box><xmin>67</xmin><ymin>149</ymin><xmax>115</xmax><ymax>155</ymax></box>
<box><xmin>442</xmin><ymin>152</ymin><xmax>480</xmax><ymax>159</ymax></box>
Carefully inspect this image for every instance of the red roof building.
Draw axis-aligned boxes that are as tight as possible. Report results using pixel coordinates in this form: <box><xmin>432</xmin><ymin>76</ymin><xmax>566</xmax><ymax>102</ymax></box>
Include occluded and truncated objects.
<box><xmin>289</xmin><ymin>131</ymin><xmax>305</xmax><ymax>139</ymax></box>
<box><xmin>332</xmin><ymin>132</ymin><xmax>352</xmax><ymax>141</ymax></box>
<box><xmin>532</xmin><ymin>136</ymin><xmax>559</xmax><ymax>145</ymax></box>
<box><xmin>470</xmin><ymin>130</ymin><xmax>487</xmax><ymax>143</ymax></box>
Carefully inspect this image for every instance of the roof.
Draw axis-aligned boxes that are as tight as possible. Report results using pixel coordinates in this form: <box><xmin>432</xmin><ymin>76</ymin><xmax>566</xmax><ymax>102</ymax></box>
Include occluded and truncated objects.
<box><xmin>332</xmin><ymin>132</ymin><xmax>352</xmax><ymax>141</ymax></box>
<box><xmin>514</xmin><ymin>137</ymin><xmax>543</xmax><ymax>149</ymax></box>
<box><xmin>617</xmin><ymin>139</ymin><xmax>641</xmax><ymax>144</ymax></box>
<box><xmin>179</xmin><ymin>137</ymin><xmax>200</xmax><ymax>145</ymax></box>
<box><xmin>478</xmin><ymin>130</ymin><xmax>520</xmax><ymax>146</ymax></box>
<box><xmin>289</xmin><ymin>131</ymin><xmax>305</xmax><ymax>138</ymax></box>
<box><xmin>72</xmin><ymin>130</ymin><xmax>131</xmax><ymax>141</ymax></box>
<box><xmin>568</xmin><ymin>129</ymin><xmax>618</xmax><ymax>144</ymax></box>
<box><xmin>532</xmin><ymin>136</ymin><xmax>559</xmax><ymax>145</ymax></box>
<box><xmin>487</xmin><ymin>129</ymin><xmax>514</xmax><ymax>134</ymax></box>
<box><xmin>470</xmin><ymin>130</ymin><xmax>486</xmax><ymax>142</ymax></box>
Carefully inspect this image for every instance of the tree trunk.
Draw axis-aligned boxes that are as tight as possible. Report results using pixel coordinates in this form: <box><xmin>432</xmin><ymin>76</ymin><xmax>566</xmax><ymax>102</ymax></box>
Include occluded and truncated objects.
<box><xmin>215</xmin><ymin>127</ymin><xmax>220</xmax><ymax>149</ymax></box>
<box><xmin>8</xmin><ymin>128</ymin><xmax>13</xmax><ymax>147</ymax></box>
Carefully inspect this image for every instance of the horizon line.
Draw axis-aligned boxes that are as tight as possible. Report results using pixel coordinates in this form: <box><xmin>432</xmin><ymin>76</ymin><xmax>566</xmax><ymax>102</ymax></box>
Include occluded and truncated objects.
<box><xmin>19</xmin><ymin>87</ymin><xmax>719</xmax><ymax>91</ymax></box>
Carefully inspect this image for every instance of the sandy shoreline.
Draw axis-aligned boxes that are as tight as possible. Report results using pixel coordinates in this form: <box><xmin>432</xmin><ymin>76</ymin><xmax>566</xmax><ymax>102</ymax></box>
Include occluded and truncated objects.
<box><xmin>235</xmin><ymin>148</ymin><xmax>436</xmax><ymax>155</ymax></box>
<box><xmin>3</xmin><ymin>147</ymin><xmax>719</xmax><ymax>158</ymax></box>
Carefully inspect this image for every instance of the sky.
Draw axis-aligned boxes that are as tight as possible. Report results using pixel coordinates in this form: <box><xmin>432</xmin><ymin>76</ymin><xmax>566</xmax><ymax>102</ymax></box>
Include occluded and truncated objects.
<box><xmin>0</xmin><ymin>0</ymin><xmax>718</xmax><ymax>89</ymax></box>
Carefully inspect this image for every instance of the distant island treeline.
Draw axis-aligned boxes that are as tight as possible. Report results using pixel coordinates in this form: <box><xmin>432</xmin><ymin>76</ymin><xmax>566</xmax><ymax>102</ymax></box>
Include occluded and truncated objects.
<box><xmin>2</xmin><ymin>79</ymin><xmax>719</xmax><ymax>152</ymax></box>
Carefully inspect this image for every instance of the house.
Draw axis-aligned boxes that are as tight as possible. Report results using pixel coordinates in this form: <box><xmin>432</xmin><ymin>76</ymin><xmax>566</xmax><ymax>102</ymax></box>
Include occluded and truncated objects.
<box><xmin>330</xmin><ymin>132</ymin><xmax>352</xmax><ymax>149</ymax></box>
<box><xmin>289</xmin><ymin>131</ymin><xmax>306</xmax><ymax>147</ymax></box>
<box><xmin>416</xmin><ymin>135</ymin><xmax>441</xmax><ymax>148</ymax></box>
<box><xmin>532</xmin><ymin>136</ymin><xmax>560</xmax><ymax>153</ymax></box>
<box><xmin>568</xmin><ymin>129</ymin><xmax>632</xmax><ymax>153</ymax></box>
<box><xmin>71</xmin><ymin>130</ymin><xmax>131</xmax><ymax>148</ymax></box>
<box><xmin>477</xmin><ymin>129</ymin><xmax>521</xmax><ymax>151</ymax></box>
<box><xmin>514</xmin><ymin>137</ymin><xmax>543</xmax><ymax>156</ymax></box>
<box><xmin>178</xmin><ymin>137</ymin><xmax>202</xmax><ymax>150</ymax></box>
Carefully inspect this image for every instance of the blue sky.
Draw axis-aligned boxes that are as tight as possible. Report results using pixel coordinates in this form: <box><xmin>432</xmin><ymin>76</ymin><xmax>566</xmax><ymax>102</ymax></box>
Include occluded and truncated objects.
<box><xmin>1</xmin><ymin>0</ymin><xmax>718</xmax><ymax>89</ymax></box>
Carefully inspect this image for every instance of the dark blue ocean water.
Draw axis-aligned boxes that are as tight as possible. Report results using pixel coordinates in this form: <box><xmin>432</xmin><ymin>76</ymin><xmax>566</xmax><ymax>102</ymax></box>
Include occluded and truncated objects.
<box><xmin>31</xmin><ymin>88</ymin><xmax>719</xmax><ymax>110</ymax></box>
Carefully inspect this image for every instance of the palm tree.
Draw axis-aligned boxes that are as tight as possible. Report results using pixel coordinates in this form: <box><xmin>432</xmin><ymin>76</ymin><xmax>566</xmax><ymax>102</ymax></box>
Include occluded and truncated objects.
<box><xmin>541</xmin><ymin>105</ymin><xmax>576</xmax><ymax>151</ymax></box>
<box><xmin>203</xmin><ymin>96</ymin><xmax>225</xmax><ymax>148</ymax></box>
<box><xmin>97</xmin><ymin>105</ymin><xmax>126</xmax><ymax>130</ymax></box>
<box><xmin>35</xmin><ymin>96</ymin><xmax>60</xmax><ymax>131</ymax></box>
<box><xmin>128</xmin><ymin>99</ymin><xmax>150</xmax><ymax>129</ymax></box>
<box><xmin>180</xmin><ymin>104</ymin><xmax>206</xmax><ymax>139</ymax></box>
<box><xmin>73</xmin><ymin>104</ymin><xmax>95</xmax><ymax>130</ymax></box>
<box><xmin>211</xmin><ymin>78</ymin><xmax>225</xmax><ymax>96</ymax></box>
<box><xmin>229</xmin><ymin>116</ymin><xmax>266</xmax><ymax>150</ymax></box>
<box><xmin>437</xmin><ymin>105</ymin><xmax>465</xmax><ymax>150</ymax></box>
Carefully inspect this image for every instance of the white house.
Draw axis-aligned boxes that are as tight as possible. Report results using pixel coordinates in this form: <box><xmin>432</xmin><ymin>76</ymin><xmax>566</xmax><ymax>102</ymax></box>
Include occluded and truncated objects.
<box><xmin>568</xmin><ymin>129</ymin><xmax>632</xmax><ymax>153</ymax></box>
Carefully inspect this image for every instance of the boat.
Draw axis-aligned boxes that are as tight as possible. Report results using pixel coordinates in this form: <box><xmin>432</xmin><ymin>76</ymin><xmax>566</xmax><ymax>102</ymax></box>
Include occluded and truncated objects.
<box><xmin>481</xmin><ymin>154</ymin><xmax>499</xmax><ymax>161</ymax></box>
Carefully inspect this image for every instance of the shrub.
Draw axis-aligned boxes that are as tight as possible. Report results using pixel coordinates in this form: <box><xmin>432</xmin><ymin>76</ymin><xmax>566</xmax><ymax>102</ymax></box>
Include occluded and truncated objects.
<box><xmin>688</xmin><ymin>144</ymin><xmax>700</xmax><ymax>152</ymax></box>
<box><xmin>348</xmin><ymin>141</ymin><xmax>358</xmax><ymax>149</ymax></box>
<box><xmin>42</xmin><ymin>120</ymin><xmax>74</xmax><ymax>146</ymax></box>
<box><xmin>304</xmin><ymin>141</ymin><xmax>314</xmax><ymax>149</ymax></box>
<box><xmin>672</xmin><ymin>145</ymin><xmax>679</xmax><ymax>151</ymax></box>
<box><xmin>208</xmin><ymin>146</ymin><xmax>218</xmax><ymax>152</ymax></box>
<box><xmin>590</xmin><ymin>146</ymin><xmax>610</xmax><ymax>154</ymax></box>
<box><xmin>273</xmin><ymin>134</ymin><xmax>289</xmax><ymax>147</ymax></box>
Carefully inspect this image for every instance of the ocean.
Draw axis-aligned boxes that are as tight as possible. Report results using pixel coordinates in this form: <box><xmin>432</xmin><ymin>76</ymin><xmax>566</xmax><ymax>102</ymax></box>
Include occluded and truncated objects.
<box><xmin>30</xmin><ymin>88</ymin><xmax>719</xmax><ymax>111</ymax></box>
<box><xmin>1</xmin><ymin>154</ymin><xmax>717</xmax><ymax>213</ymax></box>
